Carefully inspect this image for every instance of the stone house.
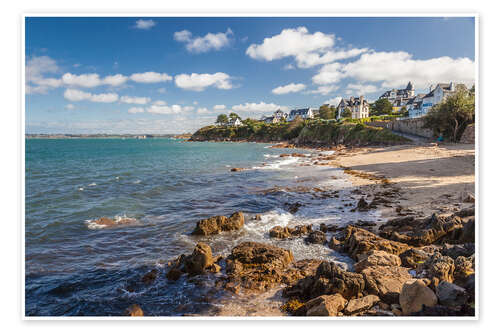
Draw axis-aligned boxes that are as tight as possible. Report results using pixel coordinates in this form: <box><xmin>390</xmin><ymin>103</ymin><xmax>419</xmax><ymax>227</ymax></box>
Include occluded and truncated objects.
<box><xmin>337</xmin><ymin>96</ymin><xmax>370</xmax><ymax>119</ymax></box>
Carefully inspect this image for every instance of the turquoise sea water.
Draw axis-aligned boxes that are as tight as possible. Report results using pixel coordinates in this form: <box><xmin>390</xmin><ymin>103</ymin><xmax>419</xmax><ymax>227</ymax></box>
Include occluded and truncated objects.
<box><xmin>25</xmin><ymin>138</ymin><xmax>378</xmax><ymax>316</ymax></box>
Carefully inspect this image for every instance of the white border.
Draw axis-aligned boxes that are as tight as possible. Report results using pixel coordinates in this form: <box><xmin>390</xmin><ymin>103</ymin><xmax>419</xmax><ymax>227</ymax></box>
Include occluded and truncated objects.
<box><xmin>21</xmin><ymin>12</ymin><xmax>479</xmax><ymax>321</ymax></box>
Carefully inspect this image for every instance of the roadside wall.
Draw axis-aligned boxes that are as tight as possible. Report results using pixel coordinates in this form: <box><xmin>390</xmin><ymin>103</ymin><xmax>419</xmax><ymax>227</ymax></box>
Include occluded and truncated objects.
<box><xmin>386</xmin><ymin>118</ymin><xmax>434</xmax><ymax>138</ymax></box>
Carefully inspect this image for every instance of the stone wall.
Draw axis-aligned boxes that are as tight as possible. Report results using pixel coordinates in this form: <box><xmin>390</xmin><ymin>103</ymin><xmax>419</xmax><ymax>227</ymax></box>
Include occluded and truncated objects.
<box><xmin>386</xmin><ymin>118</ymin><xmax>434</xmax><ymax>138</ymax></box>
<box><xmin>460</xmin><ymin>124</ymin><xmax>475</xmax><ymax>144</ymax></box>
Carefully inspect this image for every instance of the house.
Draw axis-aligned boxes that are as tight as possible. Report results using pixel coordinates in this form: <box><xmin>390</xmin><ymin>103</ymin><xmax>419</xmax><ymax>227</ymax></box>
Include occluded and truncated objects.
<box><xmin>287</xmin><ymin>108</ymin><xmax>314</xmax><ymax>121</ymax></box>
<box><xmin>410</xmin><ymin>82</ymin><xmax>467</xmax><ymax>118</ymax></box>
<box><xmin>406</xmin><ymin>93</ymin><xmax>426</xmax><ymax>118</ymax></box>
<box><xmin>263</xmin><ymin>116</ymin><xmax>280</xmax><ymax>124</ymax></box>
<box><xmin>312</xmin><ymin>109</ymin><xmax>320</xmax><ymax>118</ymax></box>
<box><xmin>337</xmin><ymin>96</ymin><xmax>370</xmax><ymax>119</ymax></box>
<box><xmin>274</xmin><ymin>109</ymin><xmax>288</xmax><ymax>121</ymax></box>
<box><xmin>379</xmin><ymin>81</ymin><xmax>415</xmax><ymax>112</ymax></box>
<box><xmin>228</xmin><ymin>118</ymin><xmax>242</xmax><ymax>127</ymax></box>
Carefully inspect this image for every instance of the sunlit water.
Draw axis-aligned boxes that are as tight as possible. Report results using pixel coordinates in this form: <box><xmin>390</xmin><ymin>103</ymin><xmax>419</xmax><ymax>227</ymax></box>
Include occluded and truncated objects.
<box><xmin>25</xmin><ymin>138</ymin><xmax>380</xmax><ymax>316</ymax></box>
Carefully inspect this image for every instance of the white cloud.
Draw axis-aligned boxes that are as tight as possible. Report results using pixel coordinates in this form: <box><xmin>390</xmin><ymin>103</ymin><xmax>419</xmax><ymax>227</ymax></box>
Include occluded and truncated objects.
<box><xmin>283</xmin><ymin>64</ymin><xmax>295</xmax><ymax>70</ymax></box>
<box><xmin>147</xmin><ymin>104</ymin><xmax>194</xmax><ymax>115</ymax></box>
<box><xmin>308</xmin><ymin>85</ymin><xmax>339</xmax><ymax>96</ymax></box>
<box><xmin>246</xmin><ymin>27</ymin><xmax>368</xmax><ymax>69</ymax></box>
<box><xmin>102</xmin><ymin>74</ymin><xmax>128</xmax><ymax>86</ymax></box>
<box><xmin>197</xmin><ymin>107</ymin><xmax>210</xmax><ymax>114</ymax></box>
<box><xmin>135</xmin><ymin>19</ymin><xmax>156</xmax><ymax>30</ymax></box>
<box><xmin>312</xmin><ymin>62</ymin><xmax>345</xmax><ymax>85</ymax></box>
<box><xmin>120</xmin><ymin>96</ymin><xmax>151</xmax><ymax>104</ymax></box>
<box><xmin>152</xmin><ymin>100</ymin><xmax>167</xmax><ymax>106</ymax></box>
<box><xmin>174</xmin><ymin>28</ymin><xmax>233</xmax><ymax>53</ymax></box>
<box><xmin>213</xmin><ymin>104</ymin><xmax>226</xmax><ymax>110</ymax></box>
<box><xmin>63</xmin><ymin>89</ymin><xmax>118</xmax><ymax>103</ymax></box>
<box><xmin>65</xmin><ymin>104</ymin><xmax>75</xmax><ymax>110</ymax></box>
<box><xmin>312</xmin><ymin>51</ymin><xmax>475</xmax><ymax>90</ymax></box>
<box><xmin>26</xmin><ymin>56</ymin><xmax>62</xmax><ymax>94</ymax></box>
<box><xmin>128</xmin><ymin>107</ymin><xmax>145</xmax><ymax>114</ymax></box>
<box><xmin>174</xmin><ymin>72</ymin><xmax>233</xmax><ymax>91</ymax></box>
<box><xmin>231</xmin><ymin>102</ymin><xmax>288</xmax><ymax>113</ymax></box>
<box><xmin>345</xmin><ymin>83</ymin><xmax>378</xmax><ymax>96</ymax></box>
<box><xmin>271</xmin><ymin>83</ymin><xmax>306</xmax><ymax>95</ymax></box>
<box><xmin>62</xmin><ymin>73</ymin><xmax>101</xmax><ymax>88</ymax></box>
<box><xmin>324</xmin><ymin>97</ymin><xmax>342</xmax><ymax>108</ymax></box>
<box><xmin>130</xmin><ymin>72</ymin><xmax>172</xmax><ymax>83</ymax></box>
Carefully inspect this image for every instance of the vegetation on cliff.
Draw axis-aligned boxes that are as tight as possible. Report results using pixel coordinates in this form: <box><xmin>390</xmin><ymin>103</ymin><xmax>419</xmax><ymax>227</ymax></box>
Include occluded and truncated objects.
<box><xmin>190</xmin><ymin>118</ymin><xmax>410</xmax><ymax>146</ymax></box>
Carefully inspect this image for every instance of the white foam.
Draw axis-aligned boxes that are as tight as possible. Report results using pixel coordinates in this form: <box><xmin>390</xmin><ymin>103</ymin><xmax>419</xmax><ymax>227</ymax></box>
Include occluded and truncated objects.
<box><xmin>78</xmin><ymin>187</ymin><xmax>84</xmax><ymax>191</ymax></box>
<box><xmin>85</xmin><ymin>214</ymin><xmax>139</xmax><ymax>230</ymax></box>
<box><xmin>244</xmin><ymin>209</ymin><xmax>294</xmax><ymax>236</ymax></box>
<box><xmin>133</xmin><ymin>180</ymin><xmax>141</xmax><ymax>184</ymax></box>
<box><xmin>252</xmin><ymin>156</ymin><xmax>299</xmax><ymax>170</ymax></box>
<box><xmin>88</xmin><ymin>183</ymin><xmax>97</xmax><ymax>187</ymax></box>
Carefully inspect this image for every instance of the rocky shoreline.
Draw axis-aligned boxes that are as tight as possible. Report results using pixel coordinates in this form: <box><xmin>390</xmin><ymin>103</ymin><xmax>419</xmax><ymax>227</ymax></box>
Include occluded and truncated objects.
<box><xmin>111</xmin><ymin>143</ymin><xmax>475</xmax><ymax>317</ymax></box>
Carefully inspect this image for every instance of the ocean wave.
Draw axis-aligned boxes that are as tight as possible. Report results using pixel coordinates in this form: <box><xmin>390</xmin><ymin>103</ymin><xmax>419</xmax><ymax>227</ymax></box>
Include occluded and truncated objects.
<box><xmin>252</xmin><ymin>156</ymin><xmax>299</xmax><ymax>170</ymax></box>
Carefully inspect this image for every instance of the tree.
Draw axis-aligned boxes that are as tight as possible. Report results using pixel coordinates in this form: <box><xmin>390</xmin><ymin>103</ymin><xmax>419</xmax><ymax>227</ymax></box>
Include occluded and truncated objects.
<box><xmin>229</xmin><ymin>112</ymin><xmax>241</xmax><ymax>121</ymax></box>
<box><xmin>216</xmin><ymin>114</ymin><xmax>228</xmax><ymax>125</ymax></box>
<box><xmin>341</xmin><ymin>108</ymin><xmax>352</xmax><ymax>119</ymax></box>
<box><xmin>423</xmin><ymin>90</ymin><xmax>475</xmax><ymax>142</ymax></box>
<box><xmin>399</xmin><ymin>106</ymin><xmax>409</xmax><ymax>117</ymax></box>
<box><xmin>319</xmin><ymin>104</ymin><xmax>334</xmax><ymax>119</ymax></box>
<box><xmin>372</xmin><ymin>98</ymin><xmax>393</xmax><ymax>116</ymax></box>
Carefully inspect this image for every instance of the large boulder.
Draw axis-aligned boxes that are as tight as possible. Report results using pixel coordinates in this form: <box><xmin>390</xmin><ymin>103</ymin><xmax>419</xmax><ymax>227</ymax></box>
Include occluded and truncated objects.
<box><xmin>124</xmin><ymin>304</ymin><xmax>144</xmax><ymax>316</ymax></box>
<box><xmin>192</xmin><ymin>212</ymin><xmax>245</xmax><ymax>236</ymax></box>
<box><xmin>379</xmin><ymin>208</ymin><xmax>474</xmax><ymax>247</ymax></box>
<box><xmin>223</xmin><ymin>242</ymin><xmax>295</xmax><ymax>292</ymax></box>
<box><xmin>269</xmin><ymin>226</ymin><xmax>291</xmax><ymax>239</ymax></box>
<box><xmin>344</xmin><ymin>295</ymin><xmax>380</xmax><ymax>315</ymax></box>
<box><xmin>399</xmin><ymin>279</ymin><xmax>437</xmax><ymax>315</ymax></box>
<box><xmin>361</xmin><ymin>265</ymin><xmax>412</xmax><ymax>304</ymax></box>
<box><xmin>341</xmin><ymin>226</ymin><xmax>410</xmax><ymax>261</ymax></box>
<box><xmin>305</xmin><ymin>231</ymin><xmax>326</xmax><ymax>244</ymax></box>
<box><xmin>283</xmin><ymin>261</ymin><xmax>365</xmax><ymax>301</ymax></box>
<box><xmin>304</xmin><ymin>294</ymin><xmax>347</xmax><ymax>316</ymax></box>
<box><xmin>419</xmin><ymin>252</ymin><xmax>455</xmax><ymax>283</ymax></box>
<box><xmin>399</xmin><ymin>248</ymin><xmax>432</xmax><ymax>269</ymax></box>
<box><xmin>436</xmin><ymin>281</ymin><xmax>468</xmax><ymax>308</ymax></box>
<box><xmin>184</xmin><ymin>242</ymin><xmax>214</xmax><ymax>275</ymax></box>
<box><xmin>354</xmin><ymin>250</ymin><xmax>402</xmax><ymax>273</ymax></box>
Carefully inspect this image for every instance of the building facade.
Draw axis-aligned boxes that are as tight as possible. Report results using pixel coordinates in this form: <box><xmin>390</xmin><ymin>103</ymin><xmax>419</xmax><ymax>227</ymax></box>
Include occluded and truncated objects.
<box><xmin>379</xmin><ymin>81</ymin><xmax>415</xmax><ymax>112</ymax></box>
<box><xmin>409</xmin><ymin>82</ymin><xmax>467</xmax><ymax>118</ymax></box>
<box><xmin>337</xmin><ymin>96</ymin><xmax>370</xmax><ymax>119</ymax></box>
<box><xmin>287</xmin><ymin>108</ymin><xmax>314</xmax><ymax>121</ymax></box>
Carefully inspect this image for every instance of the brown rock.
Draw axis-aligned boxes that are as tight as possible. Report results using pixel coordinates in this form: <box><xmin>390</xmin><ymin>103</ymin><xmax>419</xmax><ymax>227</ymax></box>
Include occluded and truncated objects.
<box><xmin>305</xmin><ymin>231</ymin><xmax>326</xmax><ymax>244</ymax></box>
<box><xmin>230</xmin><ymin>168</ymin><xmax>244</xmax><ymax>172</ymax></box>
<box><xmin>342</xmin><ymin>226</ymin><xmax>410</xmax><ymax>261</ymax></box>
<box><xmin>354</xmin><ymin>250</ymin><xmax>402</xmax><ymax>273</ymax></box>
<box><xmin>436</xmin><ymin>281</ymin><xmax>468</xmax><ymax>307</ymax></box>
<box><xmin>223</xmin><ymin>212</ymin><xmax>245</xmax><ymax>231</ymax></box>
<box><xmin>269</xmin><ymin>226</ymin><xmax>291</xmax><ymax>239</ymax></box>
<box><xmin>399</xmin><ymin>279</ymin><xmax>438</xmax><ymax>315</ymax></box>
<box><xmin>399</xmin><ymin>248</ymin><xmax>432</xmax><ymax>269</ymax></box>
<box><xmin>454</xmin><ymin>255</ymin><xmax>475</xmax><ymax>285</ymax></box>
<box><xmin>305</xmin><ymin>294</ymin><xmax>347</xmax><ymax>316</ymax></box>
<box><xmin>344</xmin><ymin>295</ymin><xmax>380</xmax><ymax>315</ymax></box>
<box><xmin>166</xmin><ymin>267</ymin><xmax>182</xmax><ymax>281</ymax></box>
<box><xmin>362</xmin><ymin>265</ymin><xmax>412</xmax><ymax>304</ymax></box>
<box><xmin>191</xmin><ymin>212</ymin><xmax>245</xmax><ymax>235</ymax></box>
<box><xmin>124</xmin><ymin>304</ymin><xmax>144</xmax><ymax>316</ymax></box>
<box><xmin>185</xmin><ymin>242</ymin><xmax>214</xmax><ymax>275</ymax></box>
<box><xmin>420</xmin><ymin>253</ymin><xmax>455</xmax><ymax>283</ymax></box>
<box><xmin>141</xmin><ymin>269</ymin><xmax>158</xmax><ymax>284</ymax></box>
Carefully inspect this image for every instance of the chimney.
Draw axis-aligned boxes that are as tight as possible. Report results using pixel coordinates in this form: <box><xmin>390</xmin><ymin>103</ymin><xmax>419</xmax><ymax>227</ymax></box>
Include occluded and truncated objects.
<box><xmin>450</xmin><ymin>82</ymin><xmax>455</xmax><ymax>91</ymax></box>
<box><xmin>360</xmin><ymin>95</ymin><xmax>364</xmax><ymax>103</ymax></box>
<box><xmin>429</xmin><ymin>84</ymin><xmax>433</xmax><ymax>92</ymax></box>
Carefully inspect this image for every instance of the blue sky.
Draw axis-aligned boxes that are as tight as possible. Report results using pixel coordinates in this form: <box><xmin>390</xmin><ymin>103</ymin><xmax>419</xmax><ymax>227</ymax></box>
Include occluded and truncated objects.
<box><xmin>25</xmin><ymin>16</ymin><xmax>475</xmax><ymax>134</ymax></box>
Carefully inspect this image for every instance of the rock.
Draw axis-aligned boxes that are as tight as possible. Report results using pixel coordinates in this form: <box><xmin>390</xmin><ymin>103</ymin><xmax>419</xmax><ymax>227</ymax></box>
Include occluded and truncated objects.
<box><xmin>185</xmin><ymin>242</ymin><xmax>214</xmax><ymax>275</ymax></box>
<box><xmin>454</xmin><ymin>255</ymin><xmax>474</xmax><ymax>285</ymax></box>
<box><xmin>230</xmin><ymin>168</ymin><xmax>244</xmax><ymax>172</ymax></box>
<box><xmin>290</xmin><ymin>224</ymin><xmax>312</xmax><ymax>236</ymax></box>
<box><xmin>459</xmin><ymin>218</ymin><xmax>475</xmax><ymax>243</ymax></box>
<box><xmin>207</xmin><ymin>263</ymin><xmax>221</xmax><ymax>273</ymax></box>
<box><xmin>379</xmin><ymin>209</ymin><xmax>474</xmax><ymax>247</ymax></box>
<box><xmin>354</xmin><ymin>250</ymin><xmax>401</xmax><ymax>273</ymax></box>
<box><xmin>328</xmin><ymin>236</ymin><xmax>342</xmax><ymax>251</ymax></box>
<box><xmin>440</xmin><ymin>243</ymin><xmax>475</xmax><ymax>259</ymax></box>
<box><xmin>344</xmin><ymin>295</ymin><xmax>380</xmax><ymax>315</ymax></box>
<box><xmin>253</xmin><ymin>214</ymin><xmax>262</xmax><ymax>221</ymax></box>
<box><xmin>399</xmin><ymin>248</ymin><xmax>432</xmax><ymax>269</ymax></box>
<box><xmin>305</xmin><ymin>231</ymin><xmax>326</xmax><ymax>244</ymax></box>
<box><xmin>460</xmin><ymin>192</ymin><xmax>475</xmax><ymax>203</ymax></box>
<box><xmin>436</xmin><ymin>281</ymin><xmax>468</xmax><ymax>307</ymax></box>
<box><xmin>361</xmin><ymin>265</ymin><xmax>412</xmax><ymax>304</ymax></box>
<box><xmin>223</xmin><ymin>242</ymin><xmax>294</xmax><ymax>292</ymax></box>
<box><xmin>280</xmin><ymin>299</ymin><xmax>305</xmax><ymax>315</ymax></box>
<box><xmin>124</xmin><ymin>304</ymin><xmax>144</xmax><ymax>316</ymax></box>
<box><xmin>166</xmin><ymin>267</ymin><xmax>182</xmax><ymax>281</ymax></box>
<box><xmin>141</xmin><ymin>269</ymin><xmax>158</xmax><ymax>284</ymax></box>
<box><xmin>341</xmin><ymin>226</ymin><xmax>410</xmax><ymax>261</ymax></box>
<box><xmin>191</xmin><ymin>212</ymin><xmax>245</xmax><ymax>235</ymax></box>
<box><xmin>399</xmin><ymin>279</ymin><xmax>438</xmax><ymax>315</ymax></box>
<box><xmin>411</xmin><ymin>304</ymin><xmax>475</xmax><ymax>316</ymax></box>
<box><xmin>304</xmin><ymin>294</ymin><xmax>347</xmax><ymax>316</ymax></box>
<box><xmin>286</xmin><ymin>202</ymin><xmax>302</xmax><ymax>214</ymax></box>
<box><xmin>356</xmin><ymin>198</ymin><xmax>370</xmax><ymax>211</ymax></box>
<box><xmin>269</xmin><ymin>226</ymin><xmax>291</xmax><ymax>239</ymax></box>
<box><xmin>223</xmin><ymin>212</ymin><xmax>245</xmax><ymax>231</ymax></box>
<box><xmin>320</xmin><ymin>223</ymin><xmax>328</xmax><ymax>233</ymax></box>
<box><xmin>420</xmin><ymin>252</ymin><xmax>455</xmax><ymax>283</ymax></box>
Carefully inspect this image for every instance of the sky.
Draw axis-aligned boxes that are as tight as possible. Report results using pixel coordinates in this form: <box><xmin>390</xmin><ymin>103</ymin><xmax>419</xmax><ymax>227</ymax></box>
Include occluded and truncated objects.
<box><xmin>25</xmin><ymin>16</ymin><xmax>475</xmax><ymax>134</ymax></box>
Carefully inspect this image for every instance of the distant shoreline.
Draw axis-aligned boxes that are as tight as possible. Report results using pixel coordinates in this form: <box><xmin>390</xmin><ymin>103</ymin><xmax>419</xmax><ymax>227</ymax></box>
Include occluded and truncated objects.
<box><xmin>25</xmin><ymin>134</ymin><xmax>191</xmax><ymax>139</ymax></box>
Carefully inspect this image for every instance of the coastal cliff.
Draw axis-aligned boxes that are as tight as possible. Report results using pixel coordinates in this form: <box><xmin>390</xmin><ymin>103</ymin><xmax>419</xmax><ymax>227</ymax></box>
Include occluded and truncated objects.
<box><xmin>189</xmin><ymin>120</ymin><xmax>410</xmax><ymax>147</ymax></box>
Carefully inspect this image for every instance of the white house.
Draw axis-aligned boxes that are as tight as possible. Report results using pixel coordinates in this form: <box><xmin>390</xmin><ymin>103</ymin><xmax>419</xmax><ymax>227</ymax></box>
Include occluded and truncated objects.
<box><xmin>410</xmin><ymin>82</ymin><xmax>467</xmax><ymax>118</ymax></box>
<box><xmin>287</xmin><ymin>108</ymin><xmax>314</xmax><ymax>121</ymax></box>
<box><xmin>228</xmin><ymin>118</ymin><xmax>242</xmax><ymax>127</ymax></box>
<box><xmin>337</xmin><ymin>96</ymin><xmax>370</xmax><ymax>119</ymax></box>
<box><xmin>379</xmin><ymin>81</ymin><xmax>415</xmax><ymax>112</ymax></box>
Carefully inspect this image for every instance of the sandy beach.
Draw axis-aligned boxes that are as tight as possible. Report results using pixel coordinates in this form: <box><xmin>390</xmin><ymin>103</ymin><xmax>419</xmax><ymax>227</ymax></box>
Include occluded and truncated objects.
<box><xmin>327</xmin><ymin>142</ymin><xmax>475</xmax><ymax>219</ymax></box>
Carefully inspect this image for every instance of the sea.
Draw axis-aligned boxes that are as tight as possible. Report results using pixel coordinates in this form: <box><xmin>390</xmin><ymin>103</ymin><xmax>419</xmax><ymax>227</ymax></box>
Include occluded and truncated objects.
<box><xmin>25</xmin><ymin>138</ymin><xmax>381</xmax><ymax>316</ymax></box>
